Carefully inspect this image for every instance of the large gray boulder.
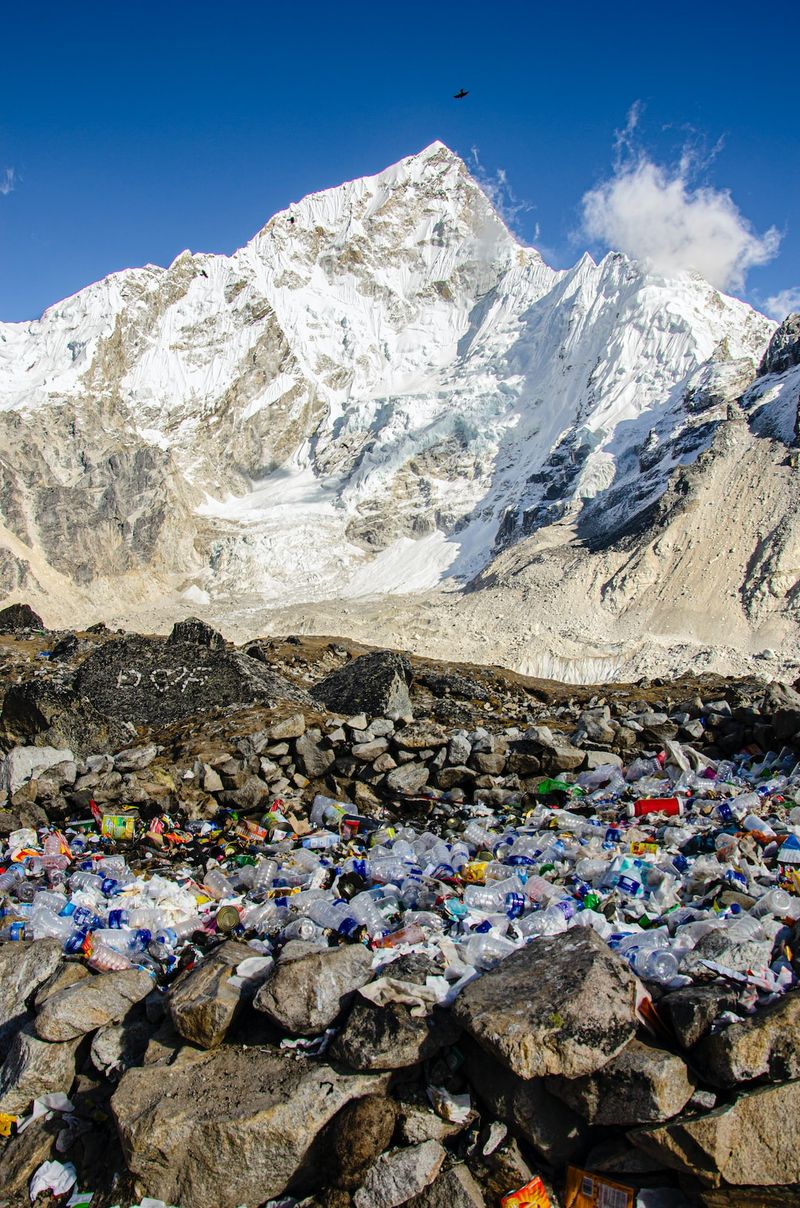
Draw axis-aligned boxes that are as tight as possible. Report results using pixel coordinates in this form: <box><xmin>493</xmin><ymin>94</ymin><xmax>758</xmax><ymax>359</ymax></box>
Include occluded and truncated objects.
<box><xmin>547</xmin><ymin>1038</ymin><xmax>695</xmax><ymax>1125</ymax></box>
<box><xmin>353</xmin><ymin>1140</ymin><xmax>446</xmax><ymax>1208</ymax></box>
<box><xmin>406</xmin><ymin>1163</ymin><xmax>487</xmax><ymax>1207</ymax></box>
<box><xmin>254</xmin><ymin>943</ymin><xmax>374</xmax><ymax>1036</ymax></box>
<box><xmin>694</xmin><ymin>992</ymin><xmax>800</xmax><ymax>1087</ymax></box>
<box><xmin>313</xmin><ymin>651</ymin><xmax>413</xmax><ymax>721</ymax></box>
<box><xmin>168</xmin><ymin>940</ymin><xmax>253</xmax><ymax>1049</ymax></box>
<box><xmin>630</xmin><ymin>1079</ymin><xmax>800</xmax><ymax>1185</ymax></box>
<box><xmin>452</xmin><ymin>927</ymin><xmax>637</xmax><ymax>1079</ymax></box>
<box><xmin>0</xmin><ymin>1024</ymin><xmax>80</xmax><ymax>1114</ymax></box>
<box><xmin>0</xmin><ymin>939</ymin><xmax>63</xmax><ymax>1056</ymax></box>
<box><xmin>110</xmin><ymin>1046</ymin><xmax>389</xmax><ymax>1208</ymax></box>
<box><xmin>34</xmin><ymin>968</ymin><xmax>154</xmax><ymax>1042</ymax></box>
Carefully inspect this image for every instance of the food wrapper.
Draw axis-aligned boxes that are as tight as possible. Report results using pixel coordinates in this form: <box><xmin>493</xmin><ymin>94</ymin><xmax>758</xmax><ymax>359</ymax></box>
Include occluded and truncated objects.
<box><xmin>501</xmin><ymin>1175</ymin><xmax>552</xmax><ymax>1207</ymax></box>
<box><xmin>564</xmin><ymin>1167</ymin><xmax>635</xmax><ymax>1208</ymax></box>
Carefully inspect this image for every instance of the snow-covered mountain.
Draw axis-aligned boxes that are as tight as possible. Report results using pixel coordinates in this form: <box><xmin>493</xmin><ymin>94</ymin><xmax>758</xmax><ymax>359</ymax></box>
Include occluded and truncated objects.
<box><xmin>1</xmin><ymin>141</ymin><xmax>798</xmax><ymax>680</ymax></box>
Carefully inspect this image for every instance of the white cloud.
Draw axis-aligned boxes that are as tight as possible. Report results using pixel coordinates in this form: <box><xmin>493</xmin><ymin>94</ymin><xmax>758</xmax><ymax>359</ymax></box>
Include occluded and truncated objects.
<box><xmin>762</xmin><ymin>287</ymin><xmax>800</xmax><ymax>321</ymax></box>
<box><xmin>581</xmin><ymin>105</ymin><xmax>780</xmax><ymax>293</ymax></box>
<box><xmin>0</xmin><ymin>167</ymin><xmax>16</xmax><ymax>196</ymax></box>
<box><xmin>469</xmin><ymin>147</ymin><xmax>533</xmax><ymax>235</ymax></box>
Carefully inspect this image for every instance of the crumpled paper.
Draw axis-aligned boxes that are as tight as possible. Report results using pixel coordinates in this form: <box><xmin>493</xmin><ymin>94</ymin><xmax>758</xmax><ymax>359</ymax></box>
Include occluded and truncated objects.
<box><xmin>29</xmin><ymin>1159</ymin><xmax>77</xmax><ymax>1201</ymax></box>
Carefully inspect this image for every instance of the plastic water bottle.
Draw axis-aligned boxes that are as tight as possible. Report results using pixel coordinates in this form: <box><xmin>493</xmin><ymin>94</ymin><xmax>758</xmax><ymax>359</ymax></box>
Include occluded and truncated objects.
<box><xmin>70</xmin><ymin>871</ymin><xmax>105</xmax><ymax>894</ymax></box>
<box><xmin>463</xmin><ymin>930</ymin><xmax>517</xmax><ymax>969</ymax></box>
<box><xmin>87</xmin><ymin>941</ymin><xmax>133</xmax><ymax>972</ymax></box>
<box><xmin>307</xmin><ymin>899</ymin><xmax>359</xmax><ymax>937</ymax></box>
<box><xmin>517</xmin><ymin>904</ymin><xmax>570</xmax><ymax>938</ymax></box>
<box><xmin>280</xmin><ymin>918</ymin><xmax>327</xmax><ymax>943</ymax></box>
<box><xmin>628</xmin><ymin>948</ymin><xmax>679</xmax><ymax>983</ymax></box>
<box><xmin>90</xmin><ymin>927</ymin><xmax>152</xmax><ymax>955</ymax></box>
<box><xmin>0</xmin><ymin>867</ymin><xmax>25</xmax><ymax>894</ymax></box>
<box><xmin>348</xmin><ymin>891</ymin><xmax>388</xmax><ymax>937</ymax></box>
<box><xmin>750</xmin><ymin>888</ymin><xmax>792</xmax><ymax>919</ymax></box>
<box><xmin>203</xmin><ymin>868</ymin><xmax>235</xmax><ymax>900</ymax></box>
<box><xmin>251</xmin><ymin>858</ymin><xmax>278</xmax><ymax>895</ymax></box>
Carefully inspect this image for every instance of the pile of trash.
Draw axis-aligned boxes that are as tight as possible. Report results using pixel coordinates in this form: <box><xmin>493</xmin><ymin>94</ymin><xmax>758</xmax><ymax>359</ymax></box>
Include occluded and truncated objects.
<box><xmin>3</xmin><ymin>732</ymin><xmax>800</xmax><ymax>1206</ymax></box>
<box><xmin>4</xmin><ymin>743</ymin><xmax>800</xmax><ymax>999</ymax></box>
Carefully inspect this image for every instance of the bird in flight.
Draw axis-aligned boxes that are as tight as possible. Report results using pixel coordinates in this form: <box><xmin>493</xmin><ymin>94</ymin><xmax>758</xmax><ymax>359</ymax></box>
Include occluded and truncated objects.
<box><xmin>453</xmin><ymin>88</ymin><xmax>469</xmax><ymax>100</ymax></box>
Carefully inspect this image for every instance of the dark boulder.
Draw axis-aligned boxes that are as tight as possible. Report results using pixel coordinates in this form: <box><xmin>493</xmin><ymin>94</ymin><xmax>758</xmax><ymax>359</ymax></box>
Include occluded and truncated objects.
<box><xmin>0</xmin><ymin>679</ymin><xmax>132</xmax><ymax>757</ymax></box>
<box><xmin>167</xmin><ymin>616</ymin><xmax>226</xmax><ymax>650</ymax></box>
<box><xmin>313</xmin><ymin>650</ymin><xmax>413</xmax><ymax>721</ymax></box>
<box><xmin>0</xmin><ymin>602</ymin><xmax>44</xmax><ymax>632</ymax></box>
<box><xmin>75</xmin><ymin>634</ymin><xmax>310</xmax><ymax>728</ymax></box>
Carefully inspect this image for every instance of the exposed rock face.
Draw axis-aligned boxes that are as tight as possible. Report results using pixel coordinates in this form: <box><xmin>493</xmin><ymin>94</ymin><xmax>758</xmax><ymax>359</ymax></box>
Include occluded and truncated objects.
<box><xmin>407</xmin><ymin>1163</ymin><xmax>487</xmax><ymax>1207</ymax></box>
<box><xmin>0</xmin><ymin>939</ymin><xmax>63</xmax><ymax>1056</ymax></box>
<box><xmin>0</xmin><ymin>1024</ymin><xmax>80</xmax><ymax>1114</ymax></box>
<box><xmin>630</xmin><ymin>1080</ymin><xmax>800</xmax><ymax>1185</ymax></box>
<box><xmin>326</xmin><ymin>1095</ymin><xmax>398</xmax><ymax>1191</ymax></box>
<box><xmin>0</xmin><ymin>746</ymin><xmax>74</xmax><ymax>798</ymax></box>
<box><xmin>168</xmin><ymin>940</ymin><xmax>253</xmax><ymax>1049</ymax></box>
<box><xmin>0</xmin><ymin>679</ymin><xmax>131</xmax><ymax>757</ymax></box>
<box><xmin>253</xmin><ymin>943</ymin><xmax>374</xmax><ymax>1035</ymax></box>
<box><xmin>452</xmin><ymin>928</ymin><xmax>637</xmax><ymax>1079</ymax></box>
<box><xmin>352</xmin><ymin>1140</ymin><xmax>446</xmax><ymax>1208</ymax></box>
<box><xmin>110</xmin><ymin>1046</ymin><xmax>390</xmax><ymax>1208</ymax></box>
<box><xmin>462</xmin><ymin>1040</ymin><xmax>587</xmax><ymax>1164</ymax></box>
<box><xmin>313</xmin><ymin>651</ymin><xmax>413</xmax><ymax>721</ymax></box>
<box><xmin>660</xmin><ymin>984</ymin><xmax>748</xmax><ymax>1049</ymax></box>
<box><xmin>0</xmin><ymin>602</ymin><xmax>44</xmax><ymax>632</ymax></box>
<box><xmin>547</xmin><ymin>1038</ymin><xmax>695</xmax><ymax>1125</ymax></box>
<box><xmin>330</xmin><ymin>1000</ymin><xmax>457</xmax><ymax>1071</ymax></box>
<box><xmin>167</xmin><ymin>616</ymin><xmax>226</xmax><ymax>649</ymax></box>
<box><xmin>34</xmin><ymin>968</ymin><xmax>154</xmax><ymax>1042</ymax></box>
<box><xmin>694</xmin><ymin>993</ymin><xmax>800</xmax><ymax>1087</ymax></box>
<box><xmin>759</xmin><ymin>313</ymin><xmax>800</xmax><ymax>376</ymax></box>
<box><xmin>76</xmin><ymin>634</ymin><xmax>310</xmax><ymax>727</ymax></box>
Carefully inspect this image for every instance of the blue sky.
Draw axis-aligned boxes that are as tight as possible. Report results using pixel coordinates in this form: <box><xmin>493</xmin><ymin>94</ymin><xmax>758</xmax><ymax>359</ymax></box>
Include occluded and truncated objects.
<box><xmin>1</xmin><ymin>0</ymin><xmax>797</xmax><ymax>322</ymax></box>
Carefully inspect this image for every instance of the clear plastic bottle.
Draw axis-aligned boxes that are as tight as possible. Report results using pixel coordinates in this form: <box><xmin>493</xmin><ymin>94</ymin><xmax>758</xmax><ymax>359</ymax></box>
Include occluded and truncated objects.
<box><xmin>70</xmin><ymin>871</ymin><xmax>105</xmax><ymax>894</ymax></box>
<box><xmin>87</xmin><ymin>941</ymin><xmax>133</xmax><ymax>972</ymax></box>
<box><xmin>516</xmin><ymin>905</ymin><xmax>568</xmax><ymax>938</ymax></box>
<box><xmin>251</xmin><ymin>858</ymin><xmax>278</xmax><ymax>894</ymax></box>
<box><xmin>203</xmin><ymin>868</ymin><xmax>235</xmax><ymax>900</ymax></box>
<box><xmin>750</xmin><ymin>888</ymin><xmax>792</xmax><ymax>919</ymax></box>
<box><xmin>348</xmin><ymin>891</ymin><xmax>388</xmax><ymax>937</ymax></box>
<box><xmin>280</xmin><ymin>918</ymin><xmax>327</xmax><ymax>943</ymax></box>
<box><xmin>628</xmin><ymin>948</ymin><xmax>679</xmax><ymax>983</ymax></box>
<box><xmin>307</xmin><ymin>899</ymin><xmax>359</xmax><ymax>937</ymax></box>
<box><xmin>28</xmin><ymin>906</ymin><xmax>84</xmax><ymax>949</ymax></box>
<box><xmin>463</xmin><ymin>876</ymin><xmax>524</xmax><ymax>912</ymax></box>
<box><xmin>0</xmin><ymin>867</ymin><xmax>25</xmax><ymax>894</ymax></box>
<box><xmin>462</xmin><ymin>930</ymin><xmax>517</xmax><ymax>969</ymax></box>
<box><xmin>90</xmin><ymin>927</ymin><xmax>152</xmax><ymax>955</ymax></box>
<box><xmin>240</xmin><ymin>900</ymin><xmax>287</xmax><ymax>933</ymax></box>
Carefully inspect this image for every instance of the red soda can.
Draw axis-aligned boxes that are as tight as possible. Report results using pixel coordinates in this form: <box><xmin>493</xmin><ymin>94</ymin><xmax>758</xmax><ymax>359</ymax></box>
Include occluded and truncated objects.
<box><xmin>628</xmin><ymin>797</ymin><xmax>682</xmax><ymax>818</ymax></box>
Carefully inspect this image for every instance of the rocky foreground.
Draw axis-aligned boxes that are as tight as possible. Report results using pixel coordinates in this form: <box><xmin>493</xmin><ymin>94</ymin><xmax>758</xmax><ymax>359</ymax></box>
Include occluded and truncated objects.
<box><xmin>1</xmin><ymin>602</ymin><xmax>800</xmax><ymax>1207</ymax></box>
